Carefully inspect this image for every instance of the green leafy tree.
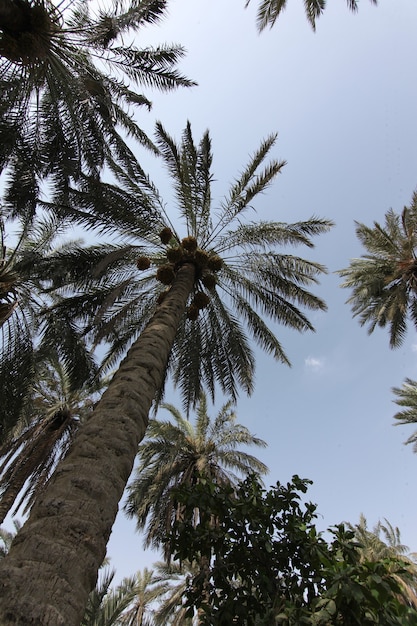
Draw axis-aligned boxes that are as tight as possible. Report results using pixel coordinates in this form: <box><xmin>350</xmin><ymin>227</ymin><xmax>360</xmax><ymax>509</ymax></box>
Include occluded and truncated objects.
<box><xmin>125</xmin><ymin>393</ymin><xmax>268</xmax><ymax>558</ymax></box>
<box><xmin>338</xmin><ymin>191</ymin><xmax>417</xmax><ymax>348</ymax></box>
<box><xmin>167</xmin><ymin>474</ymin><xmax>417</xmax><ymax>625</ymax></box>
<box><xmin>245</xmin><ymin>0</ymin><xmax>377</xmax><ymax>32</ymax></box>
<box><xmin>0</xmin><ymin>124</ymin><xmax>331</xmax><ymax>625</ymax></box>
<box><xmin>0</xmin><ymin>0</ymin><xmax>194</xmax><ymax>215</ymax></box>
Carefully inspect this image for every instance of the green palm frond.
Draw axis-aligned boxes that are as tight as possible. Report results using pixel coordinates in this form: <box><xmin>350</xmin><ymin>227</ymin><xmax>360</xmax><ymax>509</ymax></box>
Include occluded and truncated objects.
<box><xmin>338</xmin><ymin>192</ymin><xmax>417</xmax><ymax>348</ymax></box>
<box><xmin>1</xmin><ymin>0</ymin><xmax>195</xmax><ymax>215</ymax></box>
<box><xmin>392</xmin><ymin>378</ymin><xmax>417</xmax><ymax>452</ymax></box>
<box><xmin>125</xmin><ymin>393</ymin><xmax>268</xmax><ymax>558</ymax></box>
<box><xmin>47</xmin><ymin>122</ymin><xmax>331</xmax><ymax>409</ymax></box>
<box><xmin>349</xmin><ymin>514</ymin><xmax>417</xmax><ymax>610</ymax></box>
<box><xmin>245</xmin><ymin>0</ymin><xmax>377</xmax><ymax>32</ymax></box>
<box><xmin>0</xmin><ymin>353</ymin><xmax>105</xmax><ymax>524</ymax></box>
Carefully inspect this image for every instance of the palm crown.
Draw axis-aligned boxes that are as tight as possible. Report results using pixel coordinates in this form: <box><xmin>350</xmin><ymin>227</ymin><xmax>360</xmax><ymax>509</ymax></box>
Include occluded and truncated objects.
<box><xmin>0</xmin><ymin>0</ymin><xmax>194</xmax><ymax>216</ymax></box>
<box><xmin>125</xmin><ymin>393</ymin><xmax>268</xmax><ymax>555</ymax></box>
<box><xmin>338</xmin><ymin>192</ymin><xmax>417</xmax><ymax>348</ymax></box>
<box><xmin>52</xmin><ymin>121</ymin><xmax>332</xmax><ymax>408</ymax></box>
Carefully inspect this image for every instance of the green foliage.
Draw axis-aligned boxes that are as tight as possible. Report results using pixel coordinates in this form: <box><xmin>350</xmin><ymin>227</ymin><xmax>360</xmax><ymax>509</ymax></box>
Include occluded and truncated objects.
<box><xmin>245</xmin><ymin>0</ymin><xmax>378</xmax><ymax>32</ymax></box>
<box><xmin>338</xmin><ymin>191</ymin><xmax>417</xmax><ymax>348</ymax></box>
<box><xmin>167</xmin><ymin>474</ymin><xmax>417</xmax><ymax>625</ymax></box>
<box><xmin>47</xmin><ymin>122</ymin><xmax>332</xmax><ymax>410</ymax></box>
<box><xmin>392</xmin><ymin>377</ymin><xmax>417</xmax><ymax>453</ymax></box>
<box><xmin>0</xmin><ymin>0</ymin><xmax>194</xmax><ymax>216</ymax></box>
<box><xmin>125</xmin><ymin>393</ymin><xmax>268</xmax><ymax>558</ymax></box>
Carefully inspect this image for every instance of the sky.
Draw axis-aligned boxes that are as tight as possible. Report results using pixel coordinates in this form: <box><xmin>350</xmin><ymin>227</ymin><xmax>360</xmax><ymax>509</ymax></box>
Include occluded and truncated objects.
<box><xmin>5</xmin><ymin>0</ymin><xmax>417</xmax><ymax>588</ymax></box>
<box><xmin>102</xmin><ymin>0</ymin><xmax>417</xmax><ymax>584</ymax></box>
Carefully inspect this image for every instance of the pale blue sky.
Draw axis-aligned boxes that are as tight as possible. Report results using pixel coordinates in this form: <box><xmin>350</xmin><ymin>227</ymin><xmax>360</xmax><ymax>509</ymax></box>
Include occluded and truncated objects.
<box><xmin>4</xmin><ymin>0</ymin><xmax>417</xmax><ymax>586</ymax></box>
<box><xmin>103</xmin><ymin>0</ymin><xmax>417</xmax><ymax>583</ymax></box>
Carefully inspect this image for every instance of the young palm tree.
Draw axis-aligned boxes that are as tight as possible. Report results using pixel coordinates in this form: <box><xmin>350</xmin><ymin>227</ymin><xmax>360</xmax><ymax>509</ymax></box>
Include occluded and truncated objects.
<box><xmin>338</xmin><ymin>191</ymin><xmax>417</xmax><ymax>348</ymax></box>
<box><xmin>0</xmin><ymin>353</ymin><xmax>108</xmax><ymax>525</ymax></box>
<box><xmin>0</xmin><ymin>0</ymin><xmax>194</xmax><ymax>215</ymax></box>
<box><xmin>245</xmin><ymin>0</ymin><xmax>377</xmax><ymax>32</ymax></box>
<box><xmin>125</xmin><ymin>393</ymin><xmax>268</xmax><ymax>558</ymax></box>
<box><xmin>349</xmin><ymin>514</ymin><xmax>417</xmax><ymax>610</ymax></box>
<box><xmin>0</xmin><ymin>123</ymin><xmax>332</xmax><ymax>625</ymax></box>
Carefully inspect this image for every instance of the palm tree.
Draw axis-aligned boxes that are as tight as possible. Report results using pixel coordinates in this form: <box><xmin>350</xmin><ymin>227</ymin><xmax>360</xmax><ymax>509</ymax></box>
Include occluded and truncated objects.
<box><xmin>152</xmin><ymin>561</ymin><xmax>195</xmax><ymax>626</ymax></box>
<box><xmin>349</xmin><ymin>514</ymin><xmax>417</xmax><ymax>610</ymax></box>
<box><xmin>117</xmin><ymin>567</ymin><xmax>171</xmax><ymax>626</ymax></box>
<box><xmin>0</xmin><ymin>0</ymin><xmax>194</xmax><ymax>216</ymax></box>
<box><xmin>338</xmin><ymin>191</ymin><xmax>417</xmax><ymax>348</ymax></box>
<box><xmin>0</xmin><ymin>210</ymin><xmax>98</xmax><ymax>443</ymax></box>
<box><xmin>82</xmin><ymin>567</ymin><xmax>153</xmax><ymax>626</ymax></box>
<box><xmin>245</xmin><ymin>0</ymin><xmax>377</xmax><ymax>32</ymax></box>
<box><xmin>125</xmin><ymin>393</ymin><xmax>268</xmax><ymax>558</ymax></box>
<box><xmin>0</xmin><ymin>123</ymin><xmax>332</xmax><ymax>625</ymax></box>
<box><xmin>0</xmin><ymin>353</ymin><xmax>108</xmax><ymax>525</ymax></box>
<box><xmin>392</xmin><ymin>377</ymin><xmax>417</xmax><ymax>452</ymax></box>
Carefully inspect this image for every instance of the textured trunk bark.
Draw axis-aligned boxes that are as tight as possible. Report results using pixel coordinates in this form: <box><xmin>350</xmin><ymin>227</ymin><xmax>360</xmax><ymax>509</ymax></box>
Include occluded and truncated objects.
<box><xmin>0</xmin><ymin>264</ymin><xmax>195</xmax><ymax>626</ymax></box>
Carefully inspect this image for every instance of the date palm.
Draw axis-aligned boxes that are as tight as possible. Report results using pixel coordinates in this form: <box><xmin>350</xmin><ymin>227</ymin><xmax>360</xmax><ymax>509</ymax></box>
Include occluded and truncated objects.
<box><xmin>392</xmin><ymin>377</ymin><xmax>417</xmax><ymax>453</ymax></box>
<box><xmin>0</xmin><ymin>353</ymin><xmax>108</xmax><ymax>525</ymax></box>
<box><xmin>0</xmin><ymin>210</ymin><xmax>99</xmax><ymax>444</ymax></box>
<box><xmin>338</xmin><ymin>191</ymin><xmax>417</xmax><ymax>348</ymax></box>
<box><xmin>125</xmin><ymin>393</ymin><xmax>268</xmax><ymax>558</ymax></box>
<box><xmin>0</xmin><ymin>0</ymin><xmax>194</xmax><ymax>216</ymax></box>
<box><xmin>246</xmin><ymin>0</ymin><xmax>377</xmax><ymax>32</ymax></box>
<box><xmin>0</xmin><ymin>123</ymin><xmax>332</xmax><ymax>625</ymax></box>
<box><xmin>349</xmin><ymin>514</ymin><xmax>417</xmax><ymax>610</ymax></box>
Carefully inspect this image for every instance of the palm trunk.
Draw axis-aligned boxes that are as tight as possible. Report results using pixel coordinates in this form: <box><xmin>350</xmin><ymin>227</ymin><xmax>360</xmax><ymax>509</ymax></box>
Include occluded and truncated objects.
<box><xmin>0</xmin><ymin>263</ymin><xmax>196</xmax><ymax>626</ymax></box>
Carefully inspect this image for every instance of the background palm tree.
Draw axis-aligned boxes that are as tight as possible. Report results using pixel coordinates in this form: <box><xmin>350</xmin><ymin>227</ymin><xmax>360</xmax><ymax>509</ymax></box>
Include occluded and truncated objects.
<box><xmin>0</xmin><ymin>210</ymin><xmax>98</xmax><ymax>443</ymax></box>
<box><xmin>0</xmin><ymin>123</ymin><xmax>332</xmax><ymax>625</ymax></box>
<box><xmin>349</xmin><ymin>514</ymin><xmax>417</xmax><ymax>610</ymax></box>
<box><xmin>0</xmin><ymin>353</ymin><xmax>108</xmax><ymax>525</ymax></box>
<box><xmin>392</xmin><ymin>377</ymin><xmax>417</xmax><ymax>452</ymax></box>
<box><xmin>338</xmin><ymin>191</ymin><xmax>417</xmax><ymax>348</ymax></box>
<box><xmin>245</xmin><ymin>0</ymin><xmax>377</xmax><ymax>32</ymax></box>
<box><xmin>0</xmin><ymin>0</ymin><xmax>194</xmax><ymax>216</ymax></box>
<box><xmin>125</xmin><ymin>393</ymin><xmax>268</xmax><ymax>558</ymax></box>
<box><xmin>117</xmin><ymin>567</ymin><xmax>171</xmax><ymax>626</ymax></box>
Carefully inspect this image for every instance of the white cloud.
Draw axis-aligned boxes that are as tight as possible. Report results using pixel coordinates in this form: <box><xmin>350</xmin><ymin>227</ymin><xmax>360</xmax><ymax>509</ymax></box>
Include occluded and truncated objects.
<box><xmin>411</xmin><ymin>344</ymin><xmax>417</xmax><ymax>353</ymax></box>
<box><xmin>305</xmin><ymin>356</ymin><xmax>324</xmax><ymax>372</ymax></box>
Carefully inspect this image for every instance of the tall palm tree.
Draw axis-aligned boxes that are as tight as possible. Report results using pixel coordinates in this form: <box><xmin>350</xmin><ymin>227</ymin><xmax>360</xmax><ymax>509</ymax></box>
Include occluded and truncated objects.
<box><xmin>338</xmin><ymin>191</ymin><xmax>417</xmax><ymax>348</ymax></box>
<box><xmin>0</xmin><ymin>0</ymin><xmax>194</xmax><ymax>216</ymax></box>
<box><xmin>125</xmin><ymin>394</ymin><xmax>268</xmax><ymax>558</ymax></box>
<box><xmin>0</xmin><ymin>123</ymin><xmax>332</xmax><ymax>625</ymax></box>
<box><xmin>349</xmin><ymin>514</ymin><xmax>417</xmax><ymax>610</ymax></box>
<box><xmin>0</xmin><ymin>353</ymin><xmax>108</xmax><ymax>525</ymax></box>
<box><xmin>245</xmin><ymin>0</ymin><xmax>377</xmax><ymax>32</ymax></box>
<box><xmin>392</xmin><ymin>377</ymin><xmax>417</xmax><ymax>452</ymax></box>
